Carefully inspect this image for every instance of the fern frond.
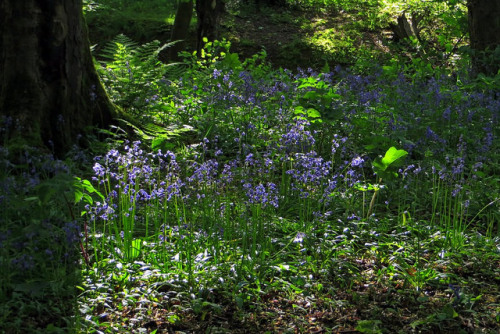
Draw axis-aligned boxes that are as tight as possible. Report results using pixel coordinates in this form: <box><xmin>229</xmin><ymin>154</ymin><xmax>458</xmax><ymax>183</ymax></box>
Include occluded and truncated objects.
<box><xmin>99</xmin><ymin>34</ymin><xmax>137</xmax><ymax>63</ymax></box>
<box><xmin>96</xmin><ymin>34</ymin><xmax>186</xmax><ymax>114</ymax></box>
<box><xmin>133</xmin><ymin>40</ymin><xmax>162</xmax><ymax>63</ymax></box>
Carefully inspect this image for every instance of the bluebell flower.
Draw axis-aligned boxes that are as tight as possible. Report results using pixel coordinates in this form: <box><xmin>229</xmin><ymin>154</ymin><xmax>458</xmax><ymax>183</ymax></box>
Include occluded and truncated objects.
<box><xmin>243</xmin><ymin>182</ymin><xmax>279</xmax><ymax>208</ymax></box>
<box><xmin>451</xmin><ymin>157</ymin><xmax>465</xmax><ymax>176</ymax></box>
<box><xmin>472</xmin><ymin>162</ymin><xmax>483</xmax><ymax>172</ymax></box>
<box><xmin>442</xmin><ymin>106</ymin><xmax>451</xmax><ymax>120</ymax></box>
<box><xmin>293</xmin><ymin>232</ymin><xmax>306</xmax><ymax>243</ymax></box>
<box><xmin>451</xmin><ymin>184</ymin><xmax>462</xmax><ymax>197</ymax></box>
<box><xmin>351</xmin><ymin>156</ymin><xmax>364</xmax><ymax>167</ymax></box>
<box><xmin>245</xmin><ymin>153</ymin><xmax>254</xmax><ymax>164</ymax></box>
<box><xmin>213</xmin><ymin>69</ymin><xmax>222</xmax><ymax>79</ymax></box>
<box><xmin>280</xmin><ymin>120</ymin><xmax>315</xmax><ymax>154</ymax></box>
<box><xmin>11</xmin><ymin>254</ymin><xmax>35</xmax><ymax>271</ymax></box>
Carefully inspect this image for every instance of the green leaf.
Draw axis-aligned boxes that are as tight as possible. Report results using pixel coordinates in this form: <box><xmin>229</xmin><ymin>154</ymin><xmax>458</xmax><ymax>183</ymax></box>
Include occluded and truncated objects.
<box><xmin>381</xmin><ymin>146</ymin><xmax>408</xmax><ymax>167</ymax></box>
<box><xmin>356</xmin><ymin>320</ymin><xmax>382</xmax><ymax>334</ymax></box>
<box><xmin>302</xmin><ymin>90</ymin><xmax>319</xmax><ymax>100</ymax></box>
<box><xmin>74</xmin><ymin>189</ymin><xmax>84</xmax><ymax>203</ymax></box>
<box><xmin>130</xmin><ymin>239</ymin><xmax>142</xmax><ymax>259</ymax></box>
<box><xmin>372</xmin><ymin>147</ymin><xmax>408</xmax><ymax>180</ymax></box>
<box><xmin>373</xmin><ymin>146</ymin><xmax>408</xmax><ymax>173</ymax></box>
<box><xmin>152</xmin><ymin>136</ymin><xmax>168</xmax><ymax>151</ymax></box>
<box><xmin>441</xmin><ymin>303</ymin><xmax>458</xmax><ymax>319</ymax></box>
<box><xmin>307</xmin><ymin>108</ymin><xmax>321</xmax><ymax>118</ymax></box>
<box><xmin>293</xmin><ymin>106</ymin><xmax>305</xmax><ymax>115</ymax></box>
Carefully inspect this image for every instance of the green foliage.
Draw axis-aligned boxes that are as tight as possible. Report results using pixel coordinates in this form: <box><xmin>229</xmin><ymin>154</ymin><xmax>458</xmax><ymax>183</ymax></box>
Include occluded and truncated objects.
<box><xmin>0</xmin><ymin>149</ymin><xmax>82</xmax><ymax>333</ymax></box>
<box><xmin>23</xmin><ymin>1</ymin><xmax>500</xmax><ymax>331</ymax></box>
<box><xmin>356</xmin><ymin>320</ymin><xmax>383</xmax><ymax>334</ymax></box>
<box><xmin>80</xmin><ymin>44</ymin><xmax>499</xmax><ymax>327</ymax></box>
<box><xmin>310</xmin><ymin>27</ymin><xmax>362</xmax><ymax>65</ymax></box>
<box><xmin>96</xmin><ymin>34</ymin><xmax>183</xmax><ymax>114</ymax></box>
<box><xmin>82</xmin><ymin>0</ymin><xmax>100</xmax><ymax>13</ymax></box>
<box><xmin>85</xmin><ymin>0</ymin><xmax>178</xmax><ymax>43</ymax></box>
<box><xmin>372</xmin><ymin>146</ymin><xmax>408</xmax><ymax>180</ymax></box>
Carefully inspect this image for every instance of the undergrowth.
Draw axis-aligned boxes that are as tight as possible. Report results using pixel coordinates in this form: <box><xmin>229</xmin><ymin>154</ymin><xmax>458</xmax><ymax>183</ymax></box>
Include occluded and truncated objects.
<box><xmin>1</xmin><ymin>1</ymin><xmax>498</xmax><ymax>333</ymax></box>
<box><xmin>75</xmin><ymin>37</ymin><xmax>499</xmax><ymax>332</ymax></box>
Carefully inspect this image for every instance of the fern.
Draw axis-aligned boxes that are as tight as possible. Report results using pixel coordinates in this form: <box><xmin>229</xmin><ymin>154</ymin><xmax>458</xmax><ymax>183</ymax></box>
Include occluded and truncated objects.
<box><xmin>99</xmin><ymin>34</ymin><xmax>137</xmax><ymax>64</ymax></box>
<box><xmin>96</xmin><ymin>34</ymin><xmax>184</xmax><ymax>114</ymax></box>
<box><xmin>117</xmin><ymin>117</ymin><xmax>197</xmax><ymax>152</ymax></box>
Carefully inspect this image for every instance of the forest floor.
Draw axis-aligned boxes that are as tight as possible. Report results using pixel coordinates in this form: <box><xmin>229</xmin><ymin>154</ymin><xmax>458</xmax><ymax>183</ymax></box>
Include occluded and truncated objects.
<box><xmin>220</xmin><ymin>4</ymin><xmax>392</xmax><ymax>70</ymax></box>
<box><xmin>87</xmin><ymin>3</ymin><xmax>392</xmax><ymax>70</ymax></box>
<box><xmin>80</xmin><ymin>241</ymin><xmax>499</xmax><ymax>333</ymax></box>
<box><xmin>77</xmin><ymin>3</ymin><xmax>500</xmax><ymax>334</ymax></box>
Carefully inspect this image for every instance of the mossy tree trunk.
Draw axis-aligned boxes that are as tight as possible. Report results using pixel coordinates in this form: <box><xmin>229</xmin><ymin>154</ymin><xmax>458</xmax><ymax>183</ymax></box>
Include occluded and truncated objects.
<box><xmin>195</xmin><ymin>0</ymin><xmax>225</xmax><ymax>54</ymax></box>
<box><xmin>468</xmin><ymin>0</ymin><xmax>500</xmax><ymax>76</ymax></box>
<box><xmin>0</xmin><ymin>0</ymin><xmax>116</xmax><ymax>156</ymax></box>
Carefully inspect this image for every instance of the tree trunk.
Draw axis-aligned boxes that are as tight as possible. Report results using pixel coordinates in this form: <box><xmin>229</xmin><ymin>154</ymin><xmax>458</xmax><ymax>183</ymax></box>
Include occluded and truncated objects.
<box><xmin>195</xmin><ymin>0</ymin><xmax>225</xmax><ymax>54</ymax></box>
<box><xmin>468</xmin><ymin>0</ymin><xmax>500</xmax><ymax>76</ymax></box>
<box><xmin>165</xmin><ymin>0</ymin><xmax>194</xmax><ymax>62</ymax></box>
<box><xmin>390</xmin><ymin>12</ymin><xmax>424</xmax><ymax>44</ymax></box>
<box><xmin>0</xmin><ymin>0</ymin><xmax>116</xmax><ymax>156</ymax></box>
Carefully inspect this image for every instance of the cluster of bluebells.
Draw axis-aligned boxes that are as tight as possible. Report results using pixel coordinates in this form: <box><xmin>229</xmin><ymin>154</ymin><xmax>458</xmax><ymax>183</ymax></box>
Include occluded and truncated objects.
<box><xmin>286</xmin><ymin>151</ymin><xmax>332</xmax><ymax>199</ymax></box>
<box><xmin>242</xmin><ymin>151</ymin><xmax>276</xmax><ymax>181</ymax></box>
<box><xmin>87</xmin><ymin>132</ymin><xmax>366</xmax><ymax>236</ymax></box>
<box><xmin>280</xmin><ymin>119</ymin><xmax>316</xmax><ymax>154</ymax></box>
<box><xmin>174</xmin><ymin>59</ymin><xmax>498</xmax><ymax>172</ymax></box>
<box><xmin>87</xmin><ymin>61</ymin><xmax>499</xmax><ymax>244</ymax></box>
<box><xmin>90</xmin><ymin>141</ymin><xmax>182</xmax><ymax>221</ymax></box>
<box><xmin>243</xmin><ymin>182</ymin><xmax>279</xmax><ymax>208</ymax></box>
<box><xmin>0</xmin><ymin>146</ymin><xmax>81</xmax><ymax>283</ymax></box>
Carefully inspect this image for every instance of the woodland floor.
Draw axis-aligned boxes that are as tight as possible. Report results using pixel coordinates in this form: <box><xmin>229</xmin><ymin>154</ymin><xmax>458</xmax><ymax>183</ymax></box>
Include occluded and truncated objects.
<box><xmin>88</xmin><ymin>4</ymin><xmax>392</xmax><ymax>70</ymax></box>
<box><xmin>220</xmin><ymin>5</ymin><xmax>392</xmax><ymax>69</ymax></box>
<box><xmin>81</xmin><ymin>247</ymin><xmax>499</xmax><ymax>333</ymax></box>
<box><xmin>80</xmin><ymin>4</ymin><xmax>500</xmax><ymax>334</ymax></box>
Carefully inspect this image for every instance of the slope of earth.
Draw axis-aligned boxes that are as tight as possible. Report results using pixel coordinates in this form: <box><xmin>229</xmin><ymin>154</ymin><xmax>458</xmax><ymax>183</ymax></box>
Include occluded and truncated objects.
<box><xmin>221</xmin><ymin>4</ymin><xmax>392</xmax><ymax>70</ymax></box>
<box><xmin>86</xmin><ymin>2</ymin><xmax>393</xmax><ymax>70</ymax></box>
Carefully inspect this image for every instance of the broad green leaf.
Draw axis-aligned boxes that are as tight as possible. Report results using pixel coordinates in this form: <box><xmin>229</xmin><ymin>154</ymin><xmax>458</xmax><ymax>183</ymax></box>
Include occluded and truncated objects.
<box><xmin>74</xmin><ymin>189</ymin><xmax>84</xmax><ymax>203</ymax></box>
<box><xmin>302</xmin><ymin>90</ymin><xmax>319</xmax><ymax>99</ymax></box>
<box><xmin>293</xmin><ymin>106</ymin><xmax>305</xmax><ymax>114</ymax></box>
<box><xmin>373</xmin><ymin>147</ymin><xmax>408</xmax><ymax>180</ymax></box>
<box><xmin>373</xmin><ymin>146</ymin><xmax>408</xmax><ymax>172</ymax></box>
<box><xmin>307</xmin><ymin>108</ymin><xmax>321</xmax><ymax>118</ymax></box>
<box><xmin>381</xmin><ymin>146</ymin><xmax>408</xmax><ymax>167</ymax></box>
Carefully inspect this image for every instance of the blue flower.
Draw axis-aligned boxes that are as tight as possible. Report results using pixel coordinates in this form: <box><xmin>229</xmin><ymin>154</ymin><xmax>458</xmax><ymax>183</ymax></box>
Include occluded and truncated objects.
<box><xmin>351</xmin><ymin>156</ymin><xmax>364</xmax><ymax>167</ymax></box>
<box><xmin>280</xmin><ymin>120</ymin><xmax>315</xmax><ymax>154</ymax></box>
<box><xmin>243</xmin><ymin>182</ymin><xmax>279</xmax><ymax>208</ymax></box>
<box><xmin>293</xmin><ymin>232</ymin><xmax>306</xmax><ymax>243</ymax></box>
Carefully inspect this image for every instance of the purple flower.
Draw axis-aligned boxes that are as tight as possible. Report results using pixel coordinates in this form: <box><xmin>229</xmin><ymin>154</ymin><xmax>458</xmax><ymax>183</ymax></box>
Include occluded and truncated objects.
<box><xmin>293</xmin><ymin>232</ymin><xmax>306</xmax><ymax>243</ymax></box>
<box><xmin>287</xmin><ymin>152</ymin><xmax>331</xmax><ymax>186</ymax></box>
<box><xmin>213</xmin><ymin>69</ymin><xmax>222</xmax><ymax>79</ymax></box>
<box><xmin>351</xmin><ymin>156</ymin><xmax>364</xmax><ymax>167</ymax></box>
<box><xmin>280</xmin><ymin>120</ymin><xmax>315</xmax><ymax>154</ymax></box>
<box><xmin>451</xmin><ymin>157</ymin><xmax>465</xmax><ymax>176</ymax></box>
<box><xmin>245</xmin><ymin>153</ymin><xmax>254</xmax><ymax>164</ymax></box>
<box><xmin>442</xmin><ymin>107</ymin><xmax>451</xmax><ymax>120</ymax></box>
<box><xmin>243</xmin><ymin>182</ymin><xmax>279</xmax><ymax>208</ymax></box>
<box><xmin>11</xmin><ymin>254</ymin><xmax>35</xmax><ymax>271</ymax></box>
<box><xmin>93</xmin><ymin>163</ymin><xmax>106</xmax><ymax>177</ymax></box>
<box><xmin>451</xmin><ymin>184</ymin><xmax>462</xmax><ymax>197</ymax></box>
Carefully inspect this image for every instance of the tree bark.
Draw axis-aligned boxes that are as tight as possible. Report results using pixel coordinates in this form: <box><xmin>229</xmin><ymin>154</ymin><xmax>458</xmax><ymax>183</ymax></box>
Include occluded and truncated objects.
<box><xmin>468</xmin><ymin>0</ymin><xmax>500</xmax><ymax>76</ymax></box>
<box><xmin>195</xmin><ymin>0</ymin><xmax>225</xmax><ymax>54</ymax></box>
<box><xmin>165</xmin><ymin>0</ymin><xmax>194</xmax><ymax>62</ymax></box>
<box><xmin>0</xmin><ymin>0</ymin><xmax>116</xmax><ymax>156</ymax></box>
